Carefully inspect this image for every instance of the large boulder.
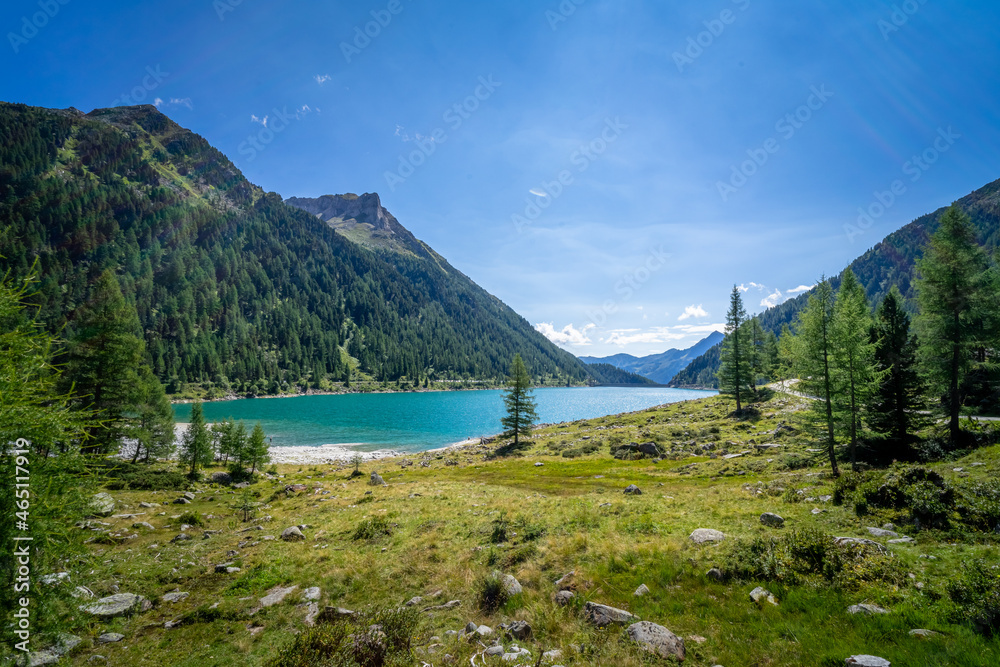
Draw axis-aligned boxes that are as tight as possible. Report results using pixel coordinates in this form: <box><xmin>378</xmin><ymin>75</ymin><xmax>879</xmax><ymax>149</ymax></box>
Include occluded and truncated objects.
<box><xmin>82</xmin><ymin>593</ymin><xmax>150</xmax><ymax>619</ymax></box>
<box><xmin>623</xmin><ymin>484</ymin><xmax>642</xmax><ymax>495</ymax></box>
<box><xmin>627</xmin><ymin>621</ymin><xmax>685</xmax><ymax>661</ymax></box>
<box><xmin>369</xmin><ymin>471</ymin><xmax>386</xmax><ymax>486</ymax></box>
<box><xmin>89</xmin><ymin>493</ymin><xmax>115</xmax><ymax>517</ymax></box>
<box><xmin>492</xmin><ymin>571</ymin><xmax>522</xmax><ymax>596</ymax></box>
<box><xmin>760</xmin><ymin>512</ymin><xmax>785</xmax><ymax>528</ymax></box>
<box><xmin>281</xmin><ymin>526</ymin><xmax>305</xmax><ymax>541</ymax></box>
<box><xmin>210</xmin><ymin>471</ymin><xmax>233</xmax><ymax>485</ymax></box>
<box><xmin>689</xmin><ymin>528</ymin><xmax>725</xmax><ymax>545</ymax></box>
<box><xmin>750</xmin><ymin>587</ymin><xmax>778</xmax><ymax>606</ymax></box>
<box><xmin>584</xmin><ymin>601</ymin><xmax>636</xmax><ymax>627</ymax></box>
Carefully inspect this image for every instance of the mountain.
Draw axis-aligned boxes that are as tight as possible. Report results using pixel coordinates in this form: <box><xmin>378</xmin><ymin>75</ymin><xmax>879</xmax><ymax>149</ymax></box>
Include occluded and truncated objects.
<box><xmin>584</xmin><ymin>363</ymin><xmax>658</xmax><ymax>386</ymax></box>
<box><xmin>580</xmin><ymin>331</ymin><xmax>724</xmax><ymax>384</ymax></box>
<box><xmin>669</xmin><ymin>176</ymin><xmax>1000</xmax><ymax>388</ymax></box>
<box><xmin>0</xmin><ymin>102</ymin><xmax>591</xmax><ymax>394</ymax></box>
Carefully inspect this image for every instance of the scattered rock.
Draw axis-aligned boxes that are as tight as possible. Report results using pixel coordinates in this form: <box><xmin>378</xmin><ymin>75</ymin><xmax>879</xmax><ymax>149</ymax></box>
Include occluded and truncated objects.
<box><xmin>750</xmin><ymin>587</ymin><xmax>778</xmax><ymax>606</ymax></box>
<box><xmin>623</xmin><ymin>484</ymin><xmax>642</xmax><ymax>495</ymax></box>
<box><xmin>760</xmin><ymin>512</ymin><xmax>785</xmax><ymax>528</ymax></box>
<box><xmin>542</xmin><ymin>648</ymin><xmax>563</xmax><ymax>661</ymax></box>
<box><xmin>422</xmin><ymin>600</ymin><xmax>461</xmax><ymax>612</ymax></box>
<box><xmin>888</xmin><ymin>537</ymin><xmax>915</xmax><ymax>544</ymax></box>
<box><xmin>82</xmin><ymin>593</ymin><xmax>150</xmax><ymax>619</ymax></box>
<box><xmin>848</xmin><ymin>604</ymin><xmax>889</xmax><ymax>615</ymax></box>
<box><xmin>554</xmin><ymin>590</ymin><xmax>575</xmax><ymax>606</ymax></box>
<box><xmin>132</xmin><ymin>522</ymin><xmax>155</xmax><ymax>530</ymax></box>
<box><xmin>302</xmin><ymin>587</ymin><xmax>321</xmax><ymax>601</ymax></box>
<box><xmin>834</xmin><ymin>537</ymin><xmax>890</xmax><ymax>555</ymax></box>
<box><xmin>210</xmin><ymin>471</ymin><xmax>232</xmax><ymax>485</ymax></box>
<box><xmin>369</xmin><ymin>471</ymin><xmax>386</xmax><ymax>486</ymax></box>
<box><xmin>845</xmin><ymin>656</ymin><xmax>890</xmax><ymax>666</ymax></box>
<box><xmin>534</xmin><ymin>462</ymin><xmax>544</xmax><ymax>467</ymax></box>
<box><xmin>89</xmin><ymin>493</ymin><xmax>115</xmax><ymax>517</ymax></box>
<box><xmin>170</xmin><ymin>533</ymin><xmax>191</xmax><ymax>543</ymax></box>
<box><xmin>634</xmin><ymin>584</ymin><xmax>650</xmax><ymax>596</ymax></box>
<box><xmin>908</xmin><ymin>629</ymin><xmax>941</xmax><ymax>639</ymax></box>
<box><xmin>405</xmin><ymin>596</ymin><xmax>423</xmax><ymax>607</ymax></box>
<box><xmin>260</xmin><ymin>585</ymin><xmax>298</xmax><ymax>608</ymax></box>
<box><xmin>505</xmin><ymin>620</ymin><xmax>531</xmax><ymax>640</ymax></box>
<box><xmin>866</xmin><ymin>527</ymin><xmax>899</xmax><ymax>538</ymax></box>
<box><xmin>583</xmin><ymin>601</ymin><xmax>636</xmax><ymax>627</ymax></box>
<box><xmin>95</xmin><ymin>633</ymin><xmax>124</xmax><ymax>644</ymax></box>
<box><xmin>706</xmin><ymin>568</ymin><xmax>724</xmax><ymax>582</ymax></box>
<box><xmin>492</xmin><ymin>571</ymin><xmax>522</xmax><ymax>596</ymax></box>
<box><xmin>689</xmin><ymin>528</ymin><xmax>725</xmax><ymax>544</ymax></box>
<box><xmin>161</xmin><ymin>591</ymin><xmax>189</xmax><ymax>603</ymax></box>
<box><xmin>281</xmin><ymin>526</ymin><xmax>305</xmax><ymax>541</ymax></box>
<box><xmin>554</xmin><ymin>571</ymin><xmax>575</xmax><ymax>589</ymax></box>
<box><xmin>627</xmin><ymin>621</ymin><xmax>685</xmax><ymax>661</ymax></box>
<box><xmin>173</xmin><ymin>498</ymin><xmax>191</xmax><ymax>505</ymax></box>
<box><xmin>317</xmin><ymin>606</ymin><xmax>356</xmax><ymax>623</ymax></box>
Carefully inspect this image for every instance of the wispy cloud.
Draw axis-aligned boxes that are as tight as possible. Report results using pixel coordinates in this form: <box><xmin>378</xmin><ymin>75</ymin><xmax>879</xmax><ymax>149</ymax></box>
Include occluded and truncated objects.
<box><xmin>154</xmin><ymin>97</ymin><xmax>192</xmax><ymax>110</ymax></box>
<box><xmin>761</xmin><ymin>289</ymin><xmax>784</xmax><ymax>308</ymax></box>
<box><xmin>534</xmin><ymin>322</ymin><xmax>594</xmax><ymax>346</ymax></box>
<box><xmin>529</xmin><ymin>188</ymin><xmax>548</xmax><ymax>197</ymax></box>
<box><xmin>678</xmin><ymin>304</ymin><xmax>708</xmax><ymax>321</ymax></box>
<box><xmin>251</xmin><ymin>114</ymin><xmax>268</xmax><ymax>127</ymax></box>
<box><xmin>315</xmin><ymin>74</ymin><xmax>331</xmax><ymax>85</ymax></box>
<box><xmin>786</xmin><ymin>284</ymin><xmax>814</xmax><ymax>294</ymax></box>
<box><xmin>602</xmin><ymin>323</ymin><xmax>724</xmax><ymax>347</ymax></box>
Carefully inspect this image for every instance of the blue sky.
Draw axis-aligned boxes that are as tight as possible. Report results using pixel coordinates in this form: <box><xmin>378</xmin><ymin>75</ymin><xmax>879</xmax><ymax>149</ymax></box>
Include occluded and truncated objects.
<box><xmin>4</xmin><ymin>0</ymin><xmax>999</xmax><ymax>358</ymax></box>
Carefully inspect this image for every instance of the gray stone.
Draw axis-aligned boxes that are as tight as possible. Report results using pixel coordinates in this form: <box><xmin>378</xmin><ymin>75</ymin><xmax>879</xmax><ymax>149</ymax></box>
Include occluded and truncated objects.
<box><xmin>465</xmin><ymin>621</ymin><xmax>478</xmax><ymax>634</ymax></box>
<box><xmin>476</xmin><ymin>624</ymin><xmax>493</xmax><ymax>637</ymax></box>
<box><xmin>583</xmin><ymin>601</ymin><xmax>636</xmax><ymax>627</ymax></box>
<box><xmin>260</xmin><ymin>585</ymin><xmax>298</xmax><ymax>607</ymax></box>
<box><xmin>834</xmin><ymin>537</ymin><xmax>891</xmax><ymax>555</ymax></box>
<box><xmin>542</xmin><ymin>649</ymin><xmax>563</xmax><ymax>661</ymax></box>
<box><xmin>302</xmin><ymin>586</ymin><xmax>321</xmax><ymax>601</ymax></box>
<box><xmin>634</xmin><ymin>584</ymin><xmax>650</xmax><ymax>597</ymax></box>
<box><xmin>866</xmin><ymin>527</ymin><xmax>899</xmax><ymax>538</ymax></box>
<box><xmin>170</xmin><ymin>532</ymin><xmax>191</xmax><ymax>543</ymax></box>
<box><xmin>422</xmin><ymin>600</ymin><xmax>461</xmax><ymax>612</ymax></box>
<box><xmin>750</xmin><ymin>586</ymin><xmax>778</xmax><ymax>606</ymax></box>
<box><xmin>485</xmin><ymin>646</ymin><xmax>505</xmax><ymax>656</ymax></box>
<box><xmin>506</xmin><ymin>620</ymin><xmax>531</xmax><ymax>640</ymax></box>
<box><xmin>369</xmin><ymin>471</ymin><xmax>386</xmax><ymax>486</ymax></box>
<box><xmin>845</xmin><ymin>656</ymin><xmax>890</xmax><ymax>666</ymax></box>
<box><xmin>405</xmin><ymin>596</ymin><xmax>423</xmax><ymax>606</ymax></box>
<box><xmin>39</xmin><ymin>572</ymin><xmax>69</xmax><ymax>585</ymax></box>
<box><xmin>888</xmin><ymin>537</ymin><xmax>915</xmax><ymax>544</ymax></box>
<box><xmin>210</xmin><ymin>471</ymin><xmax>232</xmax><ymax>485</ymax></box>
<box><xmin>908</xmin><ymin>629</ymin><xmax>941</xmax><ymax>638</ymax></box>
<box><xmin>161</xmin><ymin>591</ymin><xmax>189</xmax><ymax>603</ymax></box>
<box><xmin>623</xmin><ymin>484</ymin><xmax>642</xmax><ymax>495</ymax></box>
<box><xmin>627</xmin><ymin>621</ymin><xmax>685</xmax><ymax>661</ymax></box>
<box><xmin>760</xmin><ymin>512</ymin><xmax>785</xmax><ymax>528</ymax></box>
<box><xmin>173</xmin><ymin>497</ymin><xmax>191</xmax><ymax>505</ymax></box>
<box><xmin>96</xmin><ymin>633</ymin><xmax>124</xmax><ymax>644</ymax></box>
<box><xmin>848</xmin><ymin>604</ymin><xmax>889</xmax><ymax>615</ymax></box>
<box><xmin>492</xmin><ymin>571</ymin><xmax>522</xmax><ymax>596</ymax></box>
<box><xmin>706</xmin><ymin>567</ymin><xmax>724</xmax><ymax>582</ymax></box>
<box><xmin>82</xmin><ymin>593</ymin><xmax>149</xmax><ymax>619</ymax></box>
<box><xmin>132</xmin><ymin>522</ymin><xmax>155</xmax><ymax>530</ymax></box>
<box><xmin>554</xmin><ymin>571</ymin><xmax>575</xmax><ymax>588</ymax></box>
<box><xmin>554</xmin><ymin>590</ymin><xmax>574</xmax><ymax>606</ymax></box>
<box><xmin>317</xmin><ymin>606</ymin><xmax>356</xmax><ymax>623</ymax></box>
<box><xmin>690</xmin><ymin>528</ymin><xmax>725</xmax><ymax>544</ymax></box>
<box><xmin>281</xmin><ymin>526</ymin><xmax>305</xmax><ymax>541</ymax></box>
<box><xmin>89</xmin><ymin>493</ymin><xmax>115</xmax><ymax>517</ymax></box>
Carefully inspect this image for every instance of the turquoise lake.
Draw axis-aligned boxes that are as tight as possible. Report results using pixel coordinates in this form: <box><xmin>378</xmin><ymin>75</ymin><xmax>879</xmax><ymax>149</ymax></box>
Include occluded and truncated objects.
<box><xmin>172</xmin><ymin>387</ymin><xmax>717</xmax><ymax>453</ymax></box>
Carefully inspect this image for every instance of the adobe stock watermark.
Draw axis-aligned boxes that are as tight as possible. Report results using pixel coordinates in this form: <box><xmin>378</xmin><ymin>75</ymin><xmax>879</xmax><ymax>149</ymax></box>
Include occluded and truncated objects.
<box><xmin>844</xmin><ymin>126</ymin><xmax>960</xmax><ymax>243</ymax></box>
<box><xmin>213</xmin><ymin>0</ymin><xmax>244</xmax><ymax>21</ymax></box>
<box><xmin>878</xmin><ymin>0</ymin><xmax>929</xmax><ymax>40</ymax></box>
<box><xmin>673</xmin><ymin>0</ymin><xmax>751</xmax><ymax>73</ymax></box>
<box><xmin>110</xmin><ymin>66</ymin><xmax>170</xmax><ymax>107</ymax></box>
<box><xmin>716</xmin><ymin>85</ymin><xmax>833</xmax><ymax>202</ymax></box>
<box><xmin>586</xmin><ymin>245</ymin><xmax>670</xmax><ymax>327</ymax></box>
<box><xmin>341</xmin><ymin>0</ymin><xmax>409</xmax><ymax>63</ymax></box>
<box><xmin>237</xmin><ymin>105</ymin><xmax>313</xmax><ymax>162</ymax></box>
<box><xmin>7</xmin><ymin>0</ymin><xmax>71</xmax><ymax>54</ymax></box>
<box><xmin>511</xmin><ymin>117</ymin><xmax>628</xmax><ymax>234</ymax></box>
<box><xmin>383</xmin><ymin>75</ymin><xmax>501</xmax><ymax>191</ymax></box>
<box><xmin>10</xmin><ymin>439</ymin><xmax>33</xmax><ymax>654</ymax></box>
<box><xmin>545</xmin><ymin>0</ymin><xmax>587</xmax><ymax>31</ymax></box>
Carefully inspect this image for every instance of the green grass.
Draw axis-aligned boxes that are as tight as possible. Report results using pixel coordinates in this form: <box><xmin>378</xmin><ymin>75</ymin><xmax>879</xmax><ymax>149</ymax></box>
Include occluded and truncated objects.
<box><xmin>37</xmin><ymin>391</ymin><xmax>1000</xmax><ymax>666</ymax></box>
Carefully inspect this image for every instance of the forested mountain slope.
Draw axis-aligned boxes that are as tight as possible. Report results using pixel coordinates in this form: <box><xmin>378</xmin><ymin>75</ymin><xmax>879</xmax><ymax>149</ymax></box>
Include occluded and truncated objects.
<box><xmin>670</xmin><ymin>177</ymin><xmax>1000</xmax><ymax>388</ymax></box>
<box><xmin>0</xmin><ymin>102</ymin><xmax>590</xmax><ymax>394</ymax></box>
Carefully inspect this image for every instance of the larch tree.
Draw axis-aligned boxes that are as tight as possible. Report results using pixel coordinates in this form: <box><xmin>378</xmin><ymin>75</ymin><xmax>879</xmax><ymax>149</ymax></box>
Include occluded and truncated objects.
<box><xmin>718</xmin><ymin>285</ymin><xmax>751</xmax><ymax>414</ymax></box>
<box><xmin>246</xmin><ymin>422</ymin><xmax>270</xmax><ymax>474</ymax></box>
<box><xmin>500</xmin><ymin>354</ymin><xmax>538</xmax><ymax>450</ymax></box>
<box><xmin>179</xmin><ymin>401</ymin><xmax>213</xmax><ymax>478</ymax></box>
<box><xmin>830</xmin><ymin>269</ymin><xmax>885</xmax><ymax>471</ymax></box>
<box><xmin>793</xmin><ymin>277</ymin><xmax>839</xmax><ymax>476</ymax></box>
<box><xmin>915</xmin><ymin>205</ymin><xmax>994</xmax><ymax>447</ymax></box>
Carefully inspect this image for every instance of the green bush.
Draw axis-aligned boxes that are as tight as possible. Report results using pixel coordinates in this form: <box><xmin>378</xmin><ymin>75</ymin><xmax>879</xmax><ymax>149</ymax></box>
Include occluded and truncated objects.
<box><xmin>99</xmin><ymin>462</ymin><xmax>189</xmax><ymax>491</ymax></box>
<box><xmin>475</xmin><ymin>574</ymin><xmax>509</xmax><ymax>613</ymax></box>
<box><xmin>265</xmin><ymin>606</ymin><xmax>418</xmax><ymax>667</ymax></box>
<box><xmin>352</xmin><ymin>516</ymin><xmax>393</xmax><ymax>541</ymax></box>
<box><xmin>947</xmin><ymin>560</ymin><xmax>1000</xmax><ymax>635</ymax></box>
<box><xmin>489</xmin><ymin>512</ymin><xmax>509</xmax><ymax>544</ymax></box>
<box><xmin>177</xmin><ymin>511</ymin><xmax>204</xmax><ymax>527</ymax></box>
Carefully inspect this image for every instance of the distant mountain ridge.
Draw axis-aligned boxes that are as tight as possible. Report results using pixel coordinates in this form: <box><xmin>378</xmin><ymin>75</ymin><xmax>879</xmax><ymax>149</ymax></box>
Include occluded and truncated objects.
<box><xmin>580</xmin><ymin>331</ymin><xmax>724</xmax><ymax>384</ymax></box>
<box><xmin>669</xmin><ymin>175</ymin><xmax>1000</xmax><ymax>388</ymax></box>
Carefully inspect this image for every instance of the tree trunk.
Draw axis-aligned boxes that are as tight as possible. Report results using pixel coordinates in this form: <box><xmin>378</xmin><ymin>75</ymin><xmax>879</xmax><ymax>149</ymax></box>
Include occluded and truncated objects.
<box><xmin>950</xmin><ymin>324</ymin><xmax>961</xmax><ymax>447</ymax></box>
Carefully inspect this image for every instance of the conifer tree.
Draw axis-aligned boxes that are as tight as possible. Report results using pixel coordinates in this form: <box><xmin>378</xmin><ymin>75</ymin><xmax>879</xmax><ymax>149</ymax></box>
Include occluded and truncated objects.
<box><xmin>830</xmin><ymin>269</ymin><xmax>886</xmax><ymax>470</ymax></box>
<box><xmin>915</xmin><ymin>205</ymin><xmax>994</xmax><ymax>446</ymax></box>
<box><xmin>179</xmin><ymin>401</ymin><xmax>212</xmax><ymax>478</ymax></box>
<box><xmin>130</xmin><ymin>366</ymin><xmax>175</xmax><ymax>463</ymax></box>
<box><xmin>793</xmin><ymin>278</ymin><xmax>839</xmax><ymax>475</ymax></box>
<box><xmin>501</xmin><ymin>354</ymin><xmax>538</xmax><ymax>449</ymax></box>
<box><xmin>867</xmin><ymin>287</ymin><xmax>924</xmax><ymax>461</ymax></box>
<box><xmin>246</xmin><ymin>422</ymin><xmax>270</xmax><ymax>474</ymax></box>
<box><xmin>718</xmin><ymin>285</ymin><xmax>751</xmax><ymax>414</ymax></box>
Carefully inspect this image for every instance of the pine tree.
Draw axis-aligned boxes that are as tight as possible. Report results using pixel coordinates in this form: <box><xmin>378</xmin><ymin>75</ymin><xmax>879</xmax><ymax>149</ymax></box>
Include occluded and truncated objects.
<box><xmin>830</xmin><ymin>269</ymin><xmax>886</xmax><ymax>471</ymax></box>
<box><xmin>64</xmin><ymin>270</ymin><xmax>146</xmax><ymax>455</ymax></box>
<box><xmin>793</xmin><ymin>278</ymin><xmax>839</xmax><ymax>476</ymax></box>
<box><xmin>915</xmin><ymin>205</ymin><xmax>994</xmax><ymax>446</ymax></box>
<box><xmin>500</xmin><ymin>354</ymin><xmax>538</xmax><ymax>450</ymax></box>
<box><xmin>745</xmin><ymin>317</ymin><xmax>769</xmax><ymax>398</ymax></box>
<box><xmin>718</xmin><ymin>286</ymin><xmax>751</xmax><ymax>414</ymax></box>
<box><xmin>246</xmin><ymin>422</ymin><xmax>270</xmax><ymax>474</ymax></box>
<box><xmin>867</xmin><ymin>287</ymin><xmax>924</xmax><ymax>461</ymax></box>
<box><xmin>179</xmin><ymin>401</ymin><xmax>212</xmax><ymax>478</ymax></box>
<box><xmin>130</xmin><ymin>366</ymin><xmax>175</xmax><ymax>463</ymax></box>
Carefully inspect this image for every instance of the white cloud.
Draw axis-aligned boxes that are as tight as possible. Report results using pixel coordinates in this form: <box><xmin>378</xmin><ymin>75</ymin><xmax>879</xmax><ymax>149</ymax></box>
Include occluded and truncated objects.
<box><xmin>678</xmin><ymin>304</ymin><xmax>708</xmax><ymax>321</ymax></box>
<box><xmin>315</xmin><ymin>74</ymin><xmax>331</xmax><ymax>85</ymax></box>
<box><xmin>154</xmin><ymin>97</ymin><xmax>192</xmax><ymax>110</ymax></box>
<box><xmin>737</xmin><ymin>282</ymin><xmax>764</xmax><ymax>293</ymax></box>
<box><xmin>394</xmin><ymin>124</ymin><xmax>411</xmax><ymax>142</ymax></box>
<box><xmin>153</xmin><ymin>97</ymin><xmax>164</xmax><ymax>107</ymax></box>
<box><xmin>529</xmin><ymin>188</ymin><xmax>548</xmax><ymax>197</ymax></box>
<box><xmin>786</xmin><ymin>284</ymin><xmax>814</xmax><ymax>294</ymax></box>
<box><xmin>251</xmin><ymin>114</ymin><xmax>268</xmax><ymax>127</ymax></box>
<box><xmin>534</xmin><ymin>322</ymin><xmax>593</xmax><ymax>346</ymax></box>
<box><xmin>601</xmin><ymin>323</ymin><xmax>724</xmax><ymax>347</ymax></box>
<box><xmin>761</xmin><ymin>289</ymin><xmax>784</xmax><ymax>308</ymax></box>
